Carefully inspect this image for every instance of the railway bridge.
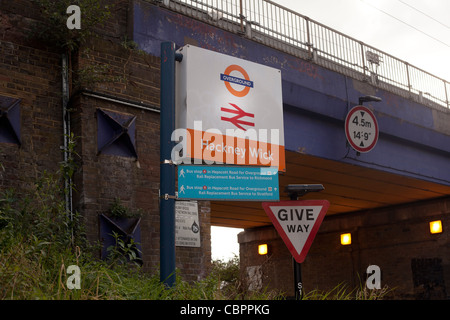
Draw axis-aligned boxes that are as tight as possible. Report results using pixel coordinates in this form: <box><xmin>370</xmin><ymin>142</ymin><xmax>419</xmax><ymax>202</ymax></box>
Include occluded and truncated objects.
<box><xmin>132</xmin><ymin>0</ymin><xmax>450</xmax><ymax>298</ymax></box>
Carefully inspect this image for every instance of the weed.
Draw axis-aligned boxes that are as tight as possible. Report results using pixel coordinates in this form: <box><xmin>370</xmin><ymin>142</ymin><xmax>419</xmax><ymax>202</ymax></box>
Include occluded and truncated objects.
<box><xmin>108</xmin><ymin>198</ymin><xmax>142</xmax><ymax>219</ymax></box>
<box><xmin>302</xmin><ymin>281</ymin><xmax>394</xmax><ymax>300</ymax></box>
<box><xmin>0</xmin><ymin>135</ymin><xmax>393</xmax><ymax>300</ymax></box>
<box><xmin>106</xmin><ymin>231</ymin><xmax>142</xmax><ymax>267</ymax></box>
<box><xmin>29</xmin><ymin>0</ymin><xmax>113</xmax><ymax>52</ymax></box>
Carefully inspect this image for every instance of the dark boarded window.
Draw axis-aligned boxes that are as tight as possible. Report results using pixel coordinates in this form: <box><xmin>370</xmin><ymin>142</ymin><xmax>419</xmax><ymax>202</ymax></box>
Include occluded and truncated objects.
<box><xmin>97</xmin><ymin>108</ymin><xmax>137</xmax><ymax>158</ymax></box>
<box><xmin>0</xmin><ymin>96</ymin><xmax>21</xmax><ymax>145</ymax></box>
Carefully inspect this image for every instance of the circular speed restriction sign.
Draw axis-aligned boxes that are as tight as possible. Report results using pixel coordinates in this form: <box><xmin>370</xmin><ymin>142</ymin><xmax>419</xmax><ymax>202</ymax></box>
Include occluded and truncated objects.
<box><xmin>345</xmin><ymin>106</ymin><xmax>379</xmax><ymax>153</ymax></box>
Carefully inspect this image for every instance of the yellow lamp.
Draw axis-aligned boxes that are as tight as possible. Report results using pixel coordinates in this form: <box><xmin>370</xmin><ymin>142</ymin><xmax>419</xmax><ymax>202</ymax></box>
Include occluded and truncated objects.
<box><xmin>258</xmin><ymin>244</ymin><xmax>268</xmax><ymax>255</ymax></box>
<box><xmin>429</xmin><ymin>220</ymin><xmax>442</xmax><ymax>234</ymax></box>
<box><xmin>340</xmin><ymin>233</ymin><xmax>352</xmax><ymax>245</ymax></box>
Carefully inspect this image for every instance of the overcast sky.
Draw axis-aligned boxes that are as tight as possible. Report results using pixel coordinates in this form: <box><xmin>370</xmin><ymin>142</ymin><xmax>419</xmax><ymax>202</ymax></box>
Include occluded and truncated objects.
<box><xmin>276</xmin><ymin>0</ymin><xmax>450</xmax><ymax>80</ymax></box>
<box><xmin>212</xmin><ymin>0</ymin><xmax>450</xmax><ymax>261</ymax></box>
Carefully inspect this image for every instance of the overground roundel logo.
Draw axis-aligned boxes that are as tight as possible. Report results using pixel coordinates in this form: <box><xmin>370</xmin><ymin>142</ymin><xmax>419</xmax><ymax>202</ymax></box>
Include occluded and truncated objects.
<box><xmin>220</xmin><ymin>64</ymin><xmax>254</xmax><ymax>98</ymax></box>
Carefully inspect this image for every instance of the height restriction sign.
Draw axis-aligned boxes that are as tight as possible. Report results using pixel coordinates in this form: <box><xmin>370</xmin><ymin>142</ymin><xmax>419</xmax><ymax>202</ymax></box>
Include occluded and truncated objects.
<box><xmin>345</xmin><ymin>105</ymin><xmax>379</xmax><ymax>153</ymax></box>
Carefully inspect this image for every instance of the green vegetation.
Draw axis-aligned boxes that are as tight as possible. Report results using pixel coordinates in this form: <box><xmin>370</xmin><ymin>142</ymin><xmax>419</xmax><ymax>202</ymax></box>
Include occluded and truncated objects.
<box><xmin>0</xmin><ymin>177</ymin><xmax>393</xmax><ymax>300</ymax></box>
<box><xmin>108</xmin><ymin>198</ymin><xmax>142</xmax><ymax>219</ymax></box>
<box><xmin>0</xmin><ymin>181</ymin><xmax>276</xmax><ymax>300</ymax></box>
<box><xmin>30</xmin><ymin>0</ymin><xmax>112</xmax><ymax>52</ymax></box>
<box><xmin>302</xmin><ymin>282</ymin><xmax>393</xmax><ymax>300</ymax></box>
<box><xmin>0</xmin><ymin>175</ymin><xmax>272</xmax><ymax>300</ymax></box>
<box><xmin>0</xmin><ymin>136</ymin><xmax>392</xmax><ymax>300</ymax></box>
<box><xmin>0</xmin><ymin>137</ymin><xmax>278</xmax><ymax>300</ymax></box>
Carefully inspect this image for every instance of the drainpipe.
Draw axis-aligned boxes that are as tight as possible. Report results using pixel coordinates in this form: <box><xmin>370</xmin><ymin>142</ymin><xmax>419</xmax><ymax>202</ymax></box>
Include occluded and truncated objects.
<box><xmin>61</xmin><ymin>53</ymin><xmax>73</xmax><ymax>239</ymax></box>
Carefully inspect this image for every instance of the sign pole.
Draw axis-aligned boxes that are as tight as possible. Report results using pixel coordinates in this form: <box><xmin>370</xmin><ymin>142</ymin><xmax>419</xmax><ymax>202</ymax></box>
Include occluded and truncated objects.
<box><xmin>285</xmin><ymin>184</ymin><xmax>325</xmax><ymax>300</ymax></box>
<box><xmin>262</xmin><ymin>186</ymin><xmax>328</xmax><ymax>300</ymax></box>
<box><xmin>160</xmin><ymin>42</ymin><xmax>182</xmax><ymax>287</ymax></box>
<box><xmin>293</xmin><ymin>258</ymin><xmax>303</xmax><ymax>300</ymax></box>
<box><xmin>289</xmin><ymin>192</ymin><xmax>303</xmax><ymax>300</ymax></box>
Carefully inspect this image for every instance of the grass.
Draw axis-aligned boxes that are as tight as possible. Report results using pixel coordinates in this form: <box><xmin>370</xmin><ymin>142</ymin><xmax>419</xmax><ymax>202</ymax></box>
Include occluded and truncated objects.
<box><xmin>0</xmin><ymin>218</ymin><xmax>394</xmax><ymax>300</ymax></box>
<box><xmin>0</xmin><ymin>173</ymin><xmax>280</xmax><ymax>300</ymax></box>
<box><xmin>0</xmin><ymin>137</ymin><xmax>281</xmax><ymax>300</ymax></box>
<box><xmin>302</xmin><ymin>281</ymin><xmax>394</xmax><ymax>300</ymax></box>
<box><xmin>0</xmin><ymin>238</ymin><xmax>279</xmax><ymax>300</ymax></box>
<box><xmin>0</xmin><ymin>160</ymin><xmax>394</xmax><ymax>300</ymax></box>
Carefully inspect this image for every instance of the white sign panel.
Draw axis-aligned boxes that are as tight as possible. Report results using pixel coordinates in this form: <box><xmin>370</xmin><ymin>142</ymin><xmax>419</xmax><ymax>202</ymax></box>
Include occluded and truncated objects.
<box><xmin>175</xmin><ymin>201</ymin><xmax>200</xmax><ymax>247</ymax></box>
<box><xmin>175</xmin><ymin>45</ymin><xmax>285</xmax><ymax>171</ymax></box>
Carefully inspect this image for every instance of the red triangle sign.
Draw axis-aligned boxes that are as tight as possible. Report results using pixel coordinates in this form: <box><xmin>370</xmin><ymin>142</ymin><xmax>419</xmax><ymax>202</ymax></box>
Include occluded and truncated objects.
<box><xmin>262</xmin><ymin>200</ymin><xmax>330</xmax><ymax>263</ymax></box>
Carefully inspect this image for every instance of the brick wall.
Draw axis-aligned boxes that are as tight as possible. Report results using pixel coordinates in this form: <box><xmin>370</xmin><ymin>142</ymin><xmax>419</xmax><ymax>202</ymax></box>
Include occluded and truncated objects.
<box><xmin>1</xmin><ymin>0</ymin><xmax>212</xmax><ymax>282</ymax></box>
<box><xmin>0</xmin><ymin>2</ymin><xmax>63</xmax><ymax>192</ymax></box>
<box><xmin>239</xmin><ymin>197</ymin><xmax>450</xmax><ymax>299</ymax></box>
<box><xmin>238</xmin><ymin>227</ymin><xmax>293</xmax><ymax>295</ymax></box>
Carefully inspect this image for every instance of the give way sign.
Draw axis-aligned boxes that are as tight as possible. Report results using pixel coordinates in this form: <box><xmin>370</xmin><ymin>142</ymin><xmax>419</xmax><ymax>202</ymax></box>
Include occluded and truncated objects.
<box><xmin>262</xmin><ymin>200</ymin><xmax>330</xmax><ymax>263</ymax></box>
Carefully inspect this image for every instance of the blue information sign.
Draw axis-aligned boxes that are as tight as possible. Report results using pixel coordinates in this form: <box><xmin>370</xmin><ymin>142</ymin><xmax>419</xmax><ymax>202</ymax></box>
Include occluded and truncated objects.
<box><xmin>177</xmin><ymin>165</ymin><xmax>279</xmax><ymax>201</ymax></box>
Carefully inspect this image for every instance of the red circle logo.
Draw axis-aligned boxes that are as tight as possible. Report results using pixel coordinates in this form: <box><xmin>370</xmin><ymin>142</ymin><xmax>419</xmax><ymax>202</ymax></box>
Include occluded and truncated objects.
<box><xmin>222</xmin><ymin>65</ymin><xmax>252</xmax><ymax>98</ymax></box>
<box><xmin>345</xmin><ymin>106</ymin><xmax>379</xmax><ymax>153</ymax></box>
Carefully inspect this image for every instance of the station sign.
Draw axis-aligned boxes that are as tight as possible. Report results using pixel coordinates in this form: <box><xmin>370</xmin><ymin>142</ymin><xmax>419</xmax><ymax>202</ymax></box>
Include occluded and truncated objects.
<box><xmin>174</xmin><ymin>45</ymin><xmax>285</xmax><ymax>171</ymax></box>
<box><xmin>177</xmin><ymin>165</ymin><xmax>279</xmax><ymax>201</ymax></box>
<box><xmin>262</xmin><ymin>200</ymin><xmax>330</xmax><ymax>263</ymax></box>
<box><xmin>345</xmin><ymin>105</ymin><xmax>379</xmax><ymax>153</ymax></box>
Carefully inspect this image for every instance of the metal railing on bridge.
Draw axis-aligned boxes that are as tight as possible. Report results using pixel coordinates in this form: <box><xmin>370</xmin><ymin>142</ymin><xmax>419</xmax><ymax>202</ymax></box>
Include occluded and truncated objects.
<box><xmin>155</xmin><ymin>0</ymin><xmax>450</xmax><ymax>109</ymax></box>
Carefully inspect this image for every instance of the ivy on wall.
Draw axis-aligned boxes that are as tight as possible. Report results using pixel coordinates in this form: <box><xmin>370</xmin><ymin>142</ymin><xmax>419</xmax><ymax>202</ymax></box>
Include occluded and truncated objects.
<box><xmin>30</xmin><ymin>0</ymin><xmax>112</xmax><ymax>52</ymax></box>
